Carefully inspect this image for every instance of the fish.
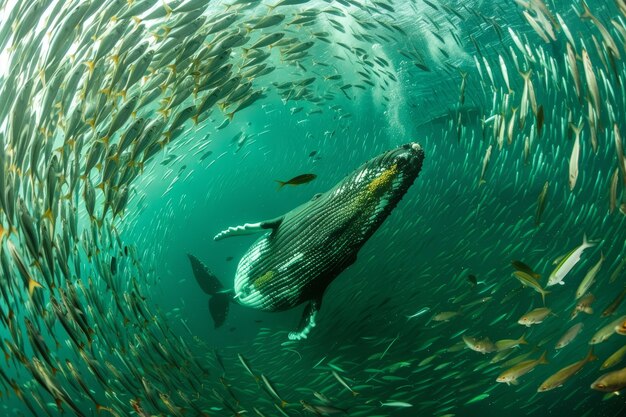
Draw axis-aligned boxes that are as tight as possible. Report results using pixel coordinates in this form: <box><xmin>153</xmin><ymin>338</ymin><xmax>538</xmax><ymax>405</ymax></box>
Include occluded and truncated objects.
<box><xmin>381</xmin><ymin>401</ymin><xmax>412</xmax><ymax>407</ymax></box>
<box><xmin>613</xmin><ymin>124</ymin><xmax>626</xmax><ymax>187</ymax></box>
<box><xmin>465</xmin><ymin>393</ymin><xmax>490</xmax><ymax>405</ymax></box>
<box><xmin>331</xmin><ymin>370</ymin><xmax>359</xmax><ymax>396</ymax></box>
<box><xmin>575</xmin><ymin>253</ymin><xmax>604</xmax><ymax>299</ymax></box>
<box><xmin>260</xmin><ymin>374</ymin><xmax>287</xmax><ymax>407</ymax></box>
<box><xmin>192</xmin><ymin>144</ymin><xmax>424</xmax><ymax>337</ymax></box>
<box><xmin>568</xmin><ymin>123</ymin><xmax>581</xmax><ymax>191</ymax></box>
<box><xmin>590</xmin><ymin>315</ymin><xmax>626</xmax><ymax>344</ymax></box>
<box><xmin>467</xmin><ymin>274</ymin><xmax>477</xmax><ymax>286</ymax></box>
<box><xmin>462</xmin><ymin>335</ymin><xmax>496</xmax><ymax>354</ymax></box>
<box><xmin>499</xmin><ymin>55</ymin><xmax>510</xmax><ymax>92</ymax></box>
<box><xmin>555</xmin><ymin>323</ymin><xmax>584</xmax><ymax>349</ymax></box>
<box><xmin>495</xmin><ymin>334</ymin><xmax>527</xmax><ymax>351</ymax></box>
<box><xmin>519</xmin><ymin>70</ymin><xmax>532</xmax><ymax>127</ymax></box>
<box><xmin>591</xmin><ymin>366</ymin><xmax>626</xmax><ymax>392</ymax></box>
<box><xmin>601</xmin><ymin>345</ymin><xmax>626</xmax><ymax>370</ymax></box>
<box><xmin>478</xmin><ymin>144</ymin><xmax>492</xmax><ymax>185</ymax></box>
<box><xmin>581</xmin><ymin>1</ymin><xmax>621</xmax><ymax>59</ymax></box>
<box><xmin>610</xmin><ymin>168</ymin><xmax>620</xmax><ymax>214</ymax></box>
<box><xmin>226</xmin><ymin>89</ymin><xmax>266</xmax><ymax>120</ymax></box>
<box><xmin>565</xmin><ymin>43</ymin><xmax>581</xmax><ymax>99</ymax></box>
<box><xmin>547</xmin><ymin>235</ymin><xmax>595</xmax><ymax>286</ymax></box>
<box><xmin>601</xmin><ymin>286</ymin><xmax>626</xmax><ymax>317</ymax></box>
<box><xmin>536</xmin><ymin>104</ymin><xmax>544</xmax><ymax>136</ymax></box>
<box><xmin>238</xmin><ymin>353</ymin><xmax>259</xmax><ymax>383</ymax></box>
<box><xmin>534</xmin><ymin>181</ymin><xmax>549</xmax><ymax>226</ymax></box>
<box><xmin>406</xmin><ymin>307</ymin><xmax>430</xmax><ymax>320</ymax></box>
<box><xmin>511</xmin><ymin>260</ymin><xmax>541</xmax><ymax>280</ymax></box>
<box><xmin>512</xmin><ymin>271</ymin><xmax>549</xmax><ymax>304</ymax></box>
<box><xmin>7</xmin><ymin>240</ymin><xmax>43</xmax><ymax>296</ymax></box>
<box><xmin>571</xmin><ymin>293</ymin><xmax>595</xmax><ymax>319</ymax></box>
<box><xmin>518</xmin><ymin>307</ymin><xmax>552</xmax><ymax>327</ymax></box>
<box><xmin>268</xmin><ymin>0</ymin><xmax>310</xmax><ymax>11</ymax></box>
<box><xmin>110</xmin><ymin>256</ymin><xmax>117</xmax><ymax>275</ymax></box>
<box><xmin>496</xmin><ymin>351</ymin><xmax>548</xmax><ymax>385</ymax></box>
<box><xmin>537</xmin><ymin>348</ymin><xmax>597</xmax><ymax>392</ymax></box>
<box><xmin>275</xmin><ymin>173</ymin><xmax>317</xmax><ymax>189</ymax></box>
<box><xmin>248</xmin><ymin>32</ymin><xmax>285</xmax><ymax>49</ymax></box>
<box><xmin>431</xmin><ymin>311</ymin><xmax>460</xmax><ymax>322</ymax></box>
<box><xmin>300</xmin><ymin>400</ymin><xmax>347</xmax><ymax>414</ymax></box>
<box><xmin>582</xmin><ymin>49</ymin><xmax>601</xmax><ymax>118</ymax></box>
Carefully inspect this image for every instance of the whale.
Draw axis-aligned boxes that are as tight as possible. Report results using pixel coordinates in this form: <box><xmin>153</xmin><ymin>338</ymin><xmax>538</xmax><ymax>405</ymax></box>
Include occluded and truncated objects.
<box><xmin>189</xmin><ymin>142</ymin><xmax>425</xmax><ymax>339</ymax></box>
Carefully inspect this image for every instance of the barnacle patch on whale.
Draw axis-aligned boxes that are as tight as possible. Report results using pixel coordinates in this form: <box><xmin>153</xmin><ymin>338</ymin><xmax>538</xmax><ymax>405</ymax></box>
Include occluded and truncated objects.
<box><xmin>253</xmin><ymin>270</ymin><xmax>275</xmax><ymax>289</ymax></box>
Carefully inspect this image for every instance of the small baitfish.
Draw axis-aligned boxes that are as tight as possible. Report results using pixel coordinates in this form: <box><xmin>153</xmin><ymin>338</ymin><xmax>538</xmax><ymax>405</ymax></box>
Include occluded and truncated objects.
<box><xmin>275</xmin><ymin>173</ymin><xmax>317</xmax><ymax>189</ymax></box>
<box><xmin>547</xmin><ymin>235</ymin><xmax>595</xmax><ymax>287</ymax></box>
<box><xmin>189</xmin><ymin>143</ymin><xmax>425</xmax><ymax>339</ymax></box>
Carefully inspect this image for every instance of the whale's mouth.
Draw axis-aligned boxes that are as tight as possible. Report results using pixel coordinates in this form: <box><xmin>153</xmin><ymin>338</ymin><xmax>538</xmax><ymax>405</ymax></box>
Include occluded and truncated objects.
<box><xmin>364</xmin><ymin>142</ymin><xmax>424</xmax><ymax>174</ymax></box>
<box><xmin>365</xmin><ymin>142</ymin><xmax>425</xmax><ymax>193</ymax></box>
<box><xmin>390</xmin><ymin>142</ymin><xmax>425</xmax><ymax>168</ymax></box>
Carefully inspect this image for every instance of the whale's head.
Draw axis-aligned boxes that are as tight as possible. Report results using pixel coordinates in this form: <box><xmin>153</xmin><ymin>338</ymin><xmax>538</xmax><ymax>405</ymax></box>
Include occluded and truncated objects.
<box><xmin>365</xmin><ymin>142</ymin><xmax>425</xmax><ymax>190</ymax></box>
<box><xmin>331</xmin><ymin>142</ymin><xmax>425</xmax><ymax>217</ymax></box>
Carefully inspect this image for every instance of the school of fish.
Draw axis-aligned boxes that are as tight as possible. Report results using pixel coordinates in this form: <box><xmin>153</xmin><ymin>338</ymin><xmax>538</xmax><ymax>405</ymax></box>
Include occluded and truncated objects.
<box><xmin>1</xmin><ymin>0</ymin><xmax>626</xmax><ymax>417</ymax></box>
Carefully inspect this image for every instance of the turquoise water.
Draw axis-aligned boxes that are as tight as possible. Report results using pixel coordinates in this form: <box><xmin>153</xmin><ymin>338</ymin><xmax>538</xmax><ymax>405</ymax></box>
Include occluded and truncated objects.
<box><xmin>1</xmin><ymin>0</ymin><xmax>626</xmax><ymax>416</ymax></box>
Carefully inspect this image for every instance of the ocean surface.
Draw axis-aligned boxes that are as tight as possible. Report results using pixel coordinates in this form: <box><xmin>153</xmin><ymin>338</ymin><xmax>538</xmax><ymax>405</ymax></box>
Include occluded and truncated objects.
<box><xmin>1</xmin><ymin>0</ymin><xmax>626</xmax><ymax>416</ymax></box>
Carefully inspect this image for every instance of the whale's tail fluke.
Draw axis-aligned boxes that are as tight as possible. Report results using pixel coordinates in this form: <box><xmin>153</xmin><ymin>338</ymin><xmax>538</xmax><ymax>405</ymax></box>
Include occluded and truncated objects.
<box><xmin>187</xmin><ymin>254</ymin><xmax>230</xmax><ymax>328</ymax></box>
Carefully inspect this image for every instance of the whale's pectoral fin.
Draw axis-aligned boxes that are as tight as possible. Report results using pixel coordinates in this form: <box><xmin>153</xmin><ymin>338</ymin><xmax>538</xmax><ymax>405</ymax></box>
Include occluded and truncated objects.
<box><xmin>261</xmin><ymin>216</ymin><xmax>284</xmax><ymax>238</ymax></box>
<box><xmin>288</xmin><ymin>298</ymin><xmax>321</xmax><ymax>341</ymax></box>
<box><xmin>213</xmin><ymin>216</ymin><xmax>284</xmax><ymax>241</ymax></box>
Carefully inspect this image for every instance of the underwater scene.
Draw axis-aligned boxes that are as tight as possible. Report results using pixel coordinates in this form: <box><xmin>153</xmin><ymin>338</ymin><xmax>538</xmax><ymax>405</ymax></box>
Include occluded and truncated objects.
<box><xmin>2</xmin><ymin>0</ymin><xmax>626</xmax><ymax>416</ymax></box>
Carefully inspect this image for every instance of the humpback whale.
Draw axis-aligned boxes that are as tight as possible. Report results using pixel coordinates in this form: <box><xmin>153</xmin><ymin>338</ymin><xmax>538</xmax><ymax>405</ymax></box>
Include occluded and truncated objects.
<box><xmin>189</xmin><ymin>142</ymin><xmax>425</xmax><ymax>339</ymax></box>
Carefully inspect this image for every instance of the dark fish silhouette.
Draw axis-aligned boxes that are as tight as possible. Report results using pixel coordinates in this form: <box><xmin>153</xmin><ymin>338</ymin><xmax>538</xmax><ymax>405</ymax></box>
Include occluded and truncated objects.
<box><xmin>275</xmin><ymin>173</ymin><xmax>317</xmax><ymax>189</ymax></box>
<box><xmin>467</xmin><ymin>274</ymin><xmax>477</xmax><ymax>286</ymax></box>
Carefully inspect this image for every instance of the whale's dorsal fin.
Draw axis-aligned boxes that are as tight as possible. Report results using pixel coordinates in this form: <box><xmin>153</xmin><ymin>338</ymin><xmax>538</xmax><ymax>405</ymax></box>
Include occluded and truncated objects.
<box><xmin>214</xmin><ymin>216</ymin><xmax>284</xmax><ymax>241</ymax></box>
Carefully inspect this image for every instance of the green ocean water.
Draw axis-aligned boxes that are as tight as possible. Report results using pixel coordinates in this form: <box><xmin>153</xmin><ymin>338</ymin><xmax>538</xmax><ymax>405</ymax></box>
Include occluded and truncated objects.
<box><xmin>1</xmin><ymin>0</ymin><xmax>626</xmax><ymax>416</ymax></box>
